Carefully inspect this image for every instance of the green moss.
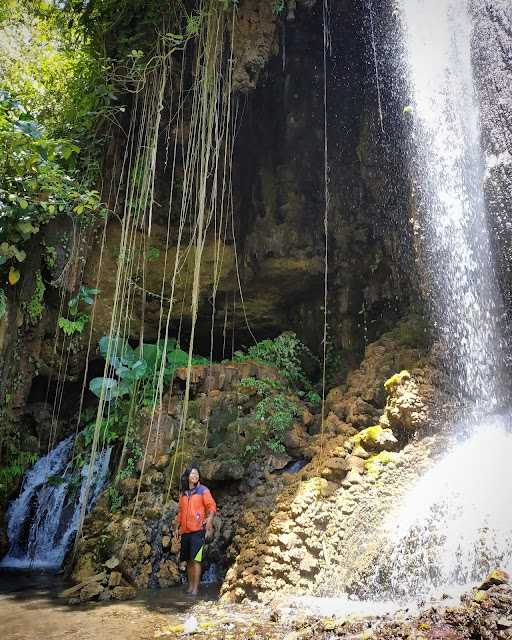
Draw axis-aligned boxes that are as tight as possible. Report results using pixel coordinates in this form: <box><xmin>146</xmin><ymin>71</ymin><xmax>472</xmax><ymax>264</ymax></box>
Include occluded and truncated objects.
<box><xmin>351</xmin><ymin>425</ymin><xmax>386</xmax><ymax>448</ymax></box>
<box><xmin>24</xmin><ymin>271</ymin><xmax>45</xmax><ymax>324</ymax></box>
<box><xmin>384</xmin><ymin>370</ymin><xmax>410</xmax><ymax>392</ymax></box>
<box><xmin>364</xmin><ymin>451</ymin><xmax>398</xmax><ymax>477</ymax></box>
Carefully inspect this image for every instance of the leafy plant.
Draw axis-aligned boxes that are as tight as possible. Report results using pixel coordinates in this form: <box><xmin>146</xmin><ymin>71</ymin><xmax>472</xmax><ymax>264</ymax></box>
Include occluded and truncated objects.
<box><xmin>58</xmin><ymin>285</ymin><xmax>99</xmax><ymax>336</ymax></box>
<box><xmin>89</xmin><ymin>335</ymin><xmax>209</xmax><ymax>403</ymax></box>
<box><xmin>106</xmin><ymin>486</ymin><xmax>123</xmax><ymax>513</ymax></box>
<box><xmin>272</xmin><ymin>0</ymin><xmax>286</xmax><ymax>15</ymax></box>
<box><xmin>23</xmin><ymin>270</ymin><xmax>45</xmax><ymax>324</ymax></box>
<box><xmin>240</xmin><ymin>377</ymin><xmax>300</xmax><ymax>457</ymax></box>
<box><xmin>234</xmin><ymin>332</ymin><xmax>310</xmax><ymax>386</ymax></box>
<box><xmin>0</xmin><ymin>91</ymin><xmax>108</xmax><ymax>279</ymax></box>
<box><xmin>0</xmin><ymin>288</ymin><xmax>6</xmax><ymax>320</ymax></box>
<box><xmin>0</xmin><ymin>450</ymin><xmax>38</xmax><ymax>497</ymax></box>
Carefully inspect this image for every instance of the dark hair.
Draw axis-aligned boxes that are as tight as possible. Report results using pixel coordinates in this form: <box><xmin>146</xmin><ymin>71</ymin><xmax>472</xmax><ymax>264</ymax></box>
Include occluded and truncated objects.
<box><xmin>180</xmin><ymin>464</ymin><xmax>200</xmax><ymax>493</ymax></box>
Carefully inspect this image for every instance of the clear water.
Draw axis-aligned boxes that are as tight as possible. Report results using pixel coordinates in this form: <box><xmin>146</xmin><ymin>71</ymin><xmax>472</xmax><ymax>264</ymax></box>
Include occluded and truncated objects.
<box><xmin>1</xmin><ymin>436</ymin><xmax>111</xmax><ymax>570</ymax></box>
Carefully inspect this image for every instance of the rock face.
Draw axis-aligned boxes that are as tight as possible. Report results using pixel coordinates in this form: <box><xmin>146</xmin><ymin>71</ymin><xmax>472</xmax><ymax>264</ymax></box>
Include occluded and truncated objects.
<box><xmin>473</xmin><ymin>1</ymin><xmax>512</xmax><ymax>322</ymax></box>
<box><xmin>83</xmin><ymin>0</ymin><xmax>415</xmax><ymax>367</ymax></box>
<box><xmin>219</xmin><ymin>326</ymin><xmax>447</xmax><ymax>603</ymax></box>
<box><xmin>69</xmin><ymin>360</ymin><xmax>317</xmax><ymax>597</ymax></box>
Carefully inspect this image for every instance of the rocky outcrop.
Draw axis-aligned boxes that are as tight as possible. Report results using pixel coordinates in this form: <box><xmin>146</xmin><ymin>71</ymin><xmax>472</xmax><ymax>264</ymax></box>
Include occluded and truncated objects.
<box><xmin>219</xmin><ymin>322</ymin><xmax>457</xmax><ymax>603</ymax></box>
<box><xmin>68</xmin><ymin>360</ymin><xmax>317</xmax><ymax>598</ymax></box>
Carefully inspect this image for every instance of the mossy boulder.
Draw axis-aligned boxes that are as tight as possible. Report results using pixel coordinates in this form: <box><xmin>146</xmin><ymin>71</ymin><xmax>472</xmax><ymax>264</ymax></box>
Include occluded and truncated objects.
<box><xmin>364</xmin><ymin>451</ymin><xmax>399</xmax><ymax>478</ymax></box>
<box><xmin>346</xmin><ymin>425</ymin><xmax>398</xmax><ymax>453</ymax></box>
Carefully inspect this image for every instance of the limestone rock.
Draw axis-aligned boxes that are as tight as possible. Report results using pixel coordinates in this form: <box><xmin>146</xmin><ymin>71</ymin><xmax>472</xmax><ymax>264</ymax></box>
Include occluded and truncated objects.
<box><xmin>104</xmin><ymin>556</ymin><xmax>120</xmax><ymax>570</ymax></box>
<box><xmin>108</xmin><ymin>571</ymin><xmax>122</xmax><ymax>588</ymax></box>
<box><xmin>380</xmin><ymin>370</ymin><xmax>428</xmax><ymax>433</ymax></box>
<box><xmin>348</xmin><ymin>425</ymin><xmax>398</xmax><ymax>453</ymax></box>
<box><xmin>111</xmin><ymin>586</ymin><xmax>136</xmax><ymax>600</ymax></box>
<box><xmin>479</xmin><ymin>569</ymin><xmax>509</xmax><ymax>590</ymax></box>
<box><xmin>80</xmin><ymin>581</ymin><xmax>104</xmax><ymax>602</ymax></box>
<box><xmin>157</xmin><ymin>560</ymin><xmax>180</xmax><ymax>588</ymax></box>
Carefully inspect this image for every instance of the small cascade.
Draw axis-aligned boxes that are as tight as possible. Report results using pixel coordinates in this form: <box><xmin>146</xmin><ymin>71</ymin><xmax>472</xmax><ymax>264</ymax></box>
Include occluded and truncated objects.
<box><xmin>1</xmin><ymin>435</ymin><xmax>111</xmax><ymax>571</ymax></box>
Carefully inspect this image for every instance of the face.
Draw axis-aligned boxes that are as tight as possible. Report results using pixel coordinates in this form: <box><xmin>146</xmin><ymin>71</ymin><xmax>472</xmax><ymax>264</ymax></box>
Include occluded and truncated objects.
<box><xmin>189</xmin><ymin>468</ymin><xmax>199</xmax><ymax>485</ymax></box>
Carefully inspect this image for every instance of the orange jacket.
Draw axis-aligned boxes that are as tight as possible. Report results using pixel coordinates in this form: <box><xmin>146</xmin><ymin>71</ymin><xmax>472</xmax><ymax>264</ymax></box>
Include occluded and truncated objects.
<box><xmin>178</xmin><ymin>483</ymin><xmax>217</xmax><ymax>534</ymax></box>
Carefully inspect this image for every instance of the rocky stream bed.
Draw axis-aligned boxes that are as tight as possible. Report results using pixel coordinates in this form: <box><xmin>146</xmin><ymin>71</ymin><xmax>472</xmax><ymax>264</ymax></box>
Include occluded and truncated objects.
<box><xmin>1</xmin><ymin>569</ymin><xmax>511</xmax><ymax>640</ymax></box>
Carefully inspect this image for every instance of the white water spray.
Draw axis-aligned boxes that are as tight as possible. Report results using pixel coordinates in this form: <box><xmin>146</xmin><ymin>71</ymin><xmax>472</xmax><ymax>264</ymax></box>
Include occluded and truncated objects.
<box><xmin>357</xmin><ymin>0</ymin><xmax>511</xmax><ymax>601</ymax></box>
<box><xmin>402</xmin><ymin>0</ymin><xmax>503</xmax><ymax>406</ymax></box>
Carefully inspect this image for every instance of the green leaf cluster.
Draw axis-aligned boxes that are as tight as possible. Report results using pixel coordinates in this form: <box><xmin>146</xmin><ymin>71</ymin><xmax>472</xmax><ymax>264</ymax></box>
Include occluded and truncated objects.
<box><xmin>89</xmin><ymin>335</ymin><xmax>208</xmax><ymax>403</ymax></box>
<box><xmin>0</xmin><ymin>449</ymin><xmax>38</xmax><ymax>497</ymax></box>
<box><xmin>233</xmin><ymin>332</ymin><xmax>308</xmax><ymax>386</ymax></box>
<box><xmin>0</xmin><ymin>91</ymin><xmax>106</xmax><ymax>274</ymax></box>
<box><xmin>240</xmin><ymin>377</ymin><xmax>300</xmax><ymax>457</ymax></box>
<box><xmin>58</xmin><ymin>285</ymin><xmax>99</xmax><ymax>336</ymax></box>
<box><xmin>22</xmin><ymin>269</ymin><xmax>45</xmax><ymax>324</ymax></box>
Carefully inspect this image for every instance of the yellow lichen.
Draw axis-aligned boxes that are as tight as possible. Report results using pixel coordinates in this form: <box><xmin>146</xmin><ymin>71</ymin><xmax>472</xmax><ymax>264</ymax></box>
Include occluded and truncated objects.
<box><xmin>364</xmin><ymin>451</ymin><xmax>398</xmax><ymax>477</ymax></box>
<box><xmin>384</xmin><ymin>370</ymin><xmax>411</xmax><ymax>392</ymax></box>
<box><xmin>350</xmin><ymin>425</ymin><xmax>392</xmax><ymax>449</ymax></box>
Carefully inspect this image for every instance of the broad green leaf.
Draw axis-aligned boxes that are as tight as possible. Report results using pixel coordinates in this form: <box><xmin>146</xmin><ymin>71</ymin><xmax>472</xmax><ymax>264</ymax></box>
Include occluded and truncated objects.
<box><xmin>167</xmin><ymin>347</ymin><xmax>189</xmax><ymax>369</ymax></box>
<box><xmin>88</xmin><ymin>377</ymin><xmax>125</xmax><ymax>401</ymax></box>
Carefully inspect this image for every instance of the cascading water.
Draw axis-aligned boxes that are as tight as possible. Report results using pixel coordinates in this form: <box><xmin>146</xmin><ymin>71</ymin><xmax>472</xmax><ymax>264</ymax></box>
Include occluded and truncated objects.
<box><xmin>357</xmin><ymin>0</ymin><xmax>512</xmax><ymax>602</ymax></box>
<box><xmin>401</xmin><ymin>0</ymin><xmax>503</xmax><ymax>406</ymax></box>
<box><xmin>0</xmin><ymin>435</ymin><xmax>111</xmax><ymax>571</ymax></box>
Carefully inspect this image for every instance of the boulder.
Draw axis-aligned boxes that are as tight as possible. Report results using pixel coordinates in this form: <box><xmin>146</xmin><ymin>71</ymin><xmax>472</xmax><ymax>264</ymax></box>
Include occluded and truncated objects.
<box><xmin>111</xmin><ymin>586</ymin><xmax>137</xmax><ymax>600</ymax></box>
<box><xmin>479</xmin><ymin>569</ymin><xmax>509</xmax><ymax>590</ymax></box>
<box><xmin>108</xmin><ymin>571</ymin><xmax>122</xmax><ymax>588</ymax></box>
<box><xmin>80</xmin><ymin>581</ymin><xmax>104</xmax><ymax>602</ymax></box>
<box><xmin>347</xmin><ymin>425</ymin><xmax>398</xmax><ymax>453</ymax></box>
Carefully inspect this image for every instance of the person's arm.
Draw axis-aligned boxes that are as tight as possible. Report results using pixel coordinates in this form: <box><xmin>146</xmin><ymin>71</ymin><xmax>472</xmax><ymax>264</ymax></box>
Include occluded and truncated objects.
<box><xmin>203</xmin><ymin>490</ymin><xmax>217</xmax><ymax>538</ymax></box>
<box><xmin>173</xmin><ymin>498</ymin><xmax>182</xmax><ymax>540</ymax></box>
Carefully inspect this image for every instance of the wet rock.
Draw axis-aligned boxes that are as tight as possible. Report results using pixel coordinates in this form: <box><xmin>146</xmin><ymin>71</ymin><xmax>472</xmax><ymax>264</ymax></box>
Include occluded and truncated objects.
<box><xmin>479</xmin><ymin>569</ymin><xmax>510</xmax><ymax>590</ymax></box>
<box><xmin>380</xmin><ymin>369</ymin><xmax>429</xmax><ymax>433</ymax></box>
<box><xmin>80</xmin><ymin>581</ymin><xmax>104</xmax><ymax>602</ymax></box>
<box><xmin>104</xmin><ymin>556</ymin><xmax>120</xmax><ymax>570</ymax></box>
<box><xmin>111</xmin><ymin>586</ymin><xmax>136</xmax><ymax>600</ymax></box>
<box><xmin>347</xmin><ymin>425</ymin><xmax>398</xmax><ymax>453</ymax></box>
<box><xmin>157</xmin><ymin>560</ymin><xmax>180</xmax><ymax>588</ymax></box>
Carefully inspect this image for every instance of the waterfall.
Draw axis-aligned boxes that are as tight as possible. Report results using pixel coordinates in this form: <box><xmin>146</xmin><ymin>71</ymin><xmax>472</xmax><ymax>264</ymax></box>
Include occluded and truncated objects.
<box><xmin>402</xmin><ymin>0</ymin><xmax>503</xmax><ymax>407</ymax></box>
<box><xmin>1</xmin><ymin>435</ymin><xmax>111</xmax><ymax>571</ymax></box>
<box><xmin>354</xmin><ymin>0</ymin><xmax>512</xmax><ymax>602</ymax></box>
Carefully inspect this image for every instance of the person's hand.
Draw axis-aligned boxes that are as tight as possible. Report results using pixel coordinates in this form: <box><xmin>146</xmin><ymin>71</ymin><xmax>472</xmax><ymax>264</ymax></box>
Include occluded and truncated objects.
<box><xmin>172</xmin><ymin>528</ymin><xmax>180</xmax><ymax>543</ymax></box>
<box><xmin>205</xmin><ymin>522</ymin><xmax>213</xmax><ymax>541</ymax></box>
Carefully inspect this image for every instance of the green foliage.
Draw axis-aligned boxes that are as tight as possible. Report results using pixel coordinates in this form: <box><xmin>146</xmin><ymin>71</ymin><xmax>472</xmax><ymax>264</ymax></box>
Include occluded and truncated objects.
<box><xmin>0</xmin><ymin>91</ymin><xmax>107</xmax><ymax>275</ymax></box>
<box><xmin>106</xmin><ymin>486</ymin><xmax>123</xmax><ymax>513</ymax></box>
<box><xmin>0</xmin><ymin>288</ymin><xmax>6</xmax><ymax>319</ymax></box>
<box><xmin>272</xmin><ymin>0</ymin><xmax>286</xmax><ymax>15</ymax></box>
<box><xmin>23</xmin><ymin>270</ymin><xmax>45</xmax><ymax>324</ymax></box>
<box><xmin>239</xmin><ymin>377</ymin><xmax>283</xmax><ymax>396</ymax></box>
<box><xmin>89</xmin><ymin>335</ymin><xmax>208</xmax><ymax>402</ymax></box>
<box><xmin>58</xmin><ymin>285</ymin><xmax>99</xmax><ymax>336</ymax></box>
<box><xmin>234</xmin><ymin>332</ymin><xmax>309</xmax><ymax>386</ymax></box>
<box><xmin>240</xmin><ymin>376</ymin><xmax>300</xmax><ymax>457</ymax></box>
<box><xmin>83</xmin><ymin>416</ymin><xmax>123</xmax><ymax>448</ymax></box>
<box><xmin>305</xmin><ymin>390</ymin><xmax>321</xmax><ymax>406</ymax></box>
<box><xmin>248</xmin><ymin>392</ymin><xmax>300</xmax><ymax>457</ymax></box>
<box><xmin>0</xmin><ymin>449</ymin><xmax>38</xmax><ymax>497</ymax></box>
